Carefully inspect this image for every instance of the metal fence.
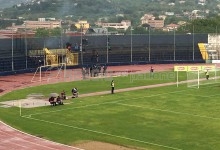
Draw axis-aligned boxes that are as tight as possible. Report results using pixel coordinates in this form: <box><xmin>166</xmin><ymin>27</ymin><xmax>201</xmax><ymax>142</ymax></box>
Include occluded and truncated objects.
<box><xmin>0</xmin><ymin>32</ymin><xmax>215</xmax><ymax>74</ymax></box>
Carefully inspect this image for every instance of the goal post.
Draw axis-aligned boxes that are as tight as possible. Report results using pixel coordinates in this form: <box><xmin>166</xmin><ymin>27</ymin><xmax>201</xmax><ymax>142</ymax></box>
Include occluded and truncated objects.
<box><xmin>174</xmin><ymin>65</ymin><xmax>217</xmax><ymax>88</ymax></box>
<box><xmin>31</xmin><ymin>63</ymin><xmax>66</xmax><ymax>82</ymax></box>
<box><xmin>187</xmin><ymin>69</ymin><xmax>200</xmax><ymax>88</ymax></box>
<box><xmin>186</xmin><ymin>66</ymin><xmax>202</xmax><ymax>88</ymax></box>
<box><xmin>174</xmin><ymin>66</ymin><xmax>188</xmax><ymax>87</ymax></box>
<box><xmin>187</xmin><ymin>65</ymin><xmax>218</xmax><ymax>88</ymax></box>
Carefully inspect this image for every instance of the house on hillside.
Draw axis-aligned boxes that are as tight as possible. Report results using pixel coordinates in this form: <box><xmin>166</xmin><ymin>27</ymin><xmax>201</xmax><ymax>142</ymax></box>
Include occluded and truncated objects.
<box><xmin>75</xmin><ymin>20</ymin><xmax>90</xmax><ymax>32</ymax></box>
<box><xmin>141</xmin><ymin>14</ymin><xmax>164</xmax><ymax>29</ymax></box>
<box><xmin>95</xmin><ymin>20</ymin><xmax>131</xmax><ymax>30</ymax></box>
<box><xmin>23</xmin><ymin>18</ymin><xmax>61</xmax><ymax>29</ymax></box>
<box><xmin>140</xmin><ymin>14</ymin><xmax>155</xmax><ymax>24</ymax></box>
<box><xmin>163</xmin><ymin>23</ymin><xmax>180</xmax><ymax>32</ymax></box>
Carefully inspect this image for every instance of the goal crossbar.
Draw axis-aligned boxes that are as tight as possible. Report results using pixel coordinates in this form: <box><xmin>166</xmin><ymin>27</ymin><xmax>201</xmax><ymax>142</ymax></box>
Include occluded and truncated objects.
<box><xmin>31</xmin><ymin>63</ymin><xmax>66</xmax><ymax>83</ymax></box>
<box><xmin>174</xmin><ymin>65</ymin><xmax>217</xmax><ymax>88</ymax></box>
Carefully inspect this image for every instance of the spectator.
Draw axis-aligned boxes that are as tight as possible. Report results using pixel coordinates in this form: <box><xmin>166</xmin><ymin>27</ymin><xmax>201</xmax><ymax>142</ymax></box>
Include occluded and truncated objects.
<box><xmin>49</xmin><ymin>97</ymin><xmax>56</xmax><ymax>106</ymax></box>
<box><xmin>111</xmin><ymin>80</ymin><xmax>115</xmax><ymax>94</ymax></box>
<box><xmin>82</xmin><ymin>67</ymin><xmax>86</xmax><ymax>79</ymax></box>
<box><xmin>56</xmin><ymin>96</ymin><xmax>63</xmax><ymax>105</ymax></box>
<box><xmin>72</xmin><ymin>88</ymin><xmax>79</xmax><ymax>98</ymax></box>
<box><xmin>150</xmin><ymin>66</ymin><xmax>154</xmax><ymax>77</ymax></box>
<box><xmin>61</xmin><ymin>90</ymin><xmax>67</xmax><ymax>100</ymax></box>
<box><xmin>103</xmin><ymin>65</ymin><xmax>107</xmax><ymax>75</ymax></box>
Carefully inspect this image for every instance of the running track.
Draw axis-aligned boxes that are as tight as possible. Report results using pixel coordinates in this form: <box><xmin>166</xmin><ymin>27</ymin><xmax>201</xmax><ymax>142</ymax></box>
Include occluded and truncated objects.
<box><xmin>0</xmin><ymin>64</ymin><xmax>194</xmax><ymax>149</ymax></box>
<box><xmin>0</xmin><ymin>121</ymin><xmax>81</xmax><ymax>150</ymax></box>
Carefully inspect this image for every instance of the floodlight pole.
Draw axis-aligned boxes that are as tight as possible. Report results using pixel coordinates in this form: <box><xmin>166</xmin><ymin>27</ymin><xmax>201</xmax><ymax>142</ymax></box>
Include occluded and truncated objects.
<box><xmin>60</xmin><ymin>25</ymin><xmax>64</xmax><ymax>63</ymax></box>
<box><xmin>11</xmin><ymin>29</ymin><xmax>14</xmax><ymax>71</ymax></box>
<box><xmin>148</xmin><ymin>26</ymin><xmax>151</xmax><ymax>62</ymax></box>
<box><xmin>174</xmin><ymin>29</ymin><xmax>176</xmax><ymax>61</ymax></box>
<box><xmin>215</xmin><ymin>26</ymin><xmax>217</xmax><ymax>60</ymax></box>
<box><xmin>130</xmin><ymin>26</ymin><xmax>133</xmax><ymax>63</ymax></box>
<box><xmin>106</xmin><ymin>28</ymin><xmax>109</xmax><ymax>63</ymax></box>
<box><xmin>25</xmin><ymin>23</ymin><xmax>28</xmax><ymax>69</ymax></box>
<box><xmin>197</xmin><ymin>69</ymin><xmax>199</xmax><ymax>88</ymax></box>
<box><xmin>80</xmin><ymin>24</ymin><xmax>83</xmax><ymax>65</ymax></box>
<box><xmin>193</xmin><ymin>25</ymin><xmax>195</xmax><ymax>61</ymax></box>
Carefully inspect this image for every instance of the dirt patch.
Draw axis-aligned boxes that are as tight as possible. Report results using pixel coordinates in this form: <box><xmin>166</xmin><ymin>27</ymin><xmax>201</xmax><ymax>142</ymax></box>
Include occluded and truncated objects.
<box><xmin>73</xmin><ymin>141</ymin><xmax>140</xmax><ymax>150</ymax></box>
<box><xmin>0</xmin><ymin>97</ymin><xmax>50</xmax><ymax>108</ymax></box>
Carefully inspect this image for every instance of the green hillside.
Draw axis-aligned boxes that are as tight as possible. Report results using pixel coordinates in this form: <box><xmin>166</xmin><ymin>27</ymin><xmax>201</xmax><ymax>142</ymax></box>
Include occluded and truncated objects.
<box><xmin>1</xmin><ymin>0</ymin><xmax>220</xmax><ymax>25</ymax></box>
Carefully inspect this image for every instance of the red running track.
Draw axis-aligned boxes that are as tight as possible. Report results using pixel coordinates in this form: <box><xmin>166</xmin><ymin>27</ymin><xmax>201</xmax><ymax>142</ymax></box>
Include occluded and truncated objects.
<box><xmin>0</xmin><ymin>121</ymin><xmax>81</xmax><ymax>150</ymax></box>
<box><xmin>1</xmin><ymin>63</ymin><xmax>210</xmax><ymax>150</ymax></box>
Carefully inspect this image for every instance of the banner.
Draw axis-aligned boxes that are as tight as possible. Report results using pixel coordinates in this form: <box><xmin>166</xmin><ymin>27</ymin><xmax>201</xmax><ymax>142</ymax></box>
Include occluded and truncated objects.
<box><xmin>174</xmin><ymin>65</ymin><xmax>216</xmax><ymax>72</ymax></box>
<box><xmin>201</xmin><ymin>65</ymin><xmax>216</xmax><ymax>71</ymax></box>
<box><xmin>174</xmin><ymin>66</ymin><xmax>187</xmax><ymax>72</ymax></box>
<box><xmin>187</xmin><ymin>66</ymin><xmax>202</xmax><ymax>71</ymax></box>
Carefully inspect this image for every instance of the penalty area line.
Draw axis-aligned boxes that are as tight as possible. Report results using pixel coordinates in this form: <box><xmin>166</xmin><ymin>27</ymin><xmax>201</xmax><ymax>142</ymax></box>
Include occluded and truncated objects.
<box><xmin>21</xmin><ymin>115</ymin><xmax>182</xmax><ymax>150</ymax></box>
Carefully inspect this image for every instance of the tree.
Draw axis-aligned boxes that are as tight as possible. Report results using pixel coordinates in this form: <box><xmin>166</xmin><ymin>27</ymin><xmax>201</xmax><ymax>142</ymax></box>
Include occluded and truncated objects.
<box><xmin>107</xmin><ymin>27</ymin><xmax>117</xmax><ymax>32</ymax></box>
<box><xmin>50</xmin><ymin>27</ymin><xmax>62</xmax><ymax>36</ymax></box>
<box><xmin>177</xmin><ymin>16</ymin><xmax>220</xmax><ymax>33</ymax></box>
<box><xmin>35</xmin><ymin>28</ymin><xmax>50</xmax><ymax>37</ymax></box>
<box><xmin>70</xmin><ymin>24</ymin><xmax>77</xmax><ymax>31</ymax></box>
<box><xmin>125</xmin><ymin>26</ymin><xmax>148</xmax><ymax>35</ymax></box>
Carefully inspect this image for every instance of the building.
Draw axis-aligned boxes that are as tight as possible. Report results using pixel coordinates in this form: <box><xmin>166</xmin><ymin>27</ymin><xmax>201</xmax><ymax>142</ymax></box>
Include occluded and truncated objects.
<box><xmin>96</xmin><ymin>20</ymin><xmax>131</xmax><ymax>30</ymax></box>
<box><xmin>140</xmin><ymin>14</ymin><xmax>164</xmax><ymax>29</ymax></box>
<box><xmin>179</xmin><ymin>1</ymin><xmax>186</xmax><ymax>4</ymax></box>
<box><xmin>75</xmin><ymin>20</ymin><xmax>90</xmax><ymax>32</ymax></box>
<box><xmin>5</xmin><ymin>18</ymin><xmax>61</xmax><ymax>32</ymax></box>
<box><xmin>23</xmin><ymin>19</ymin><xmax>61</xmax><ymax>29</ymax></box>
<box><xmin>189</xmin><ymin>13</ymin><xmax>205</xmax><ymax>20</ymax></box>
<box><xmin>198</xmin><ymin>0</ymin><xmax>206</xmax><ymax>5</ymax></box>
<box><xmin>159</xmin><ymin>15</ymin><xmax>167</xmax><ymax>20</ymax></box>
<box><xmin>0</xmin><ymin>29</ymin><xmax>35</xmax><ymax>39</ymax></box>
<box><xmin>148</xmin><ymin>20</ymin><xmax>164</xmax><ymax>29</ymax></box>
<box><xmin>168</xmin><ymin>3</ymin><xmax>175</xmax><ymax>6</ymax></box>
<box><xmin>177</xmin><ymin>21</ymin><xmax>187</xmax><ymax>26</ymax></box>
<box><xmin>165</xmin><ymin>12</ymin><xmax>175</xmax><ymax>16</ymax></box>
<box><xmin>140</xmin><ymin>14</ymin><xmax>155</xmax><ymax>24</ymax></box>
<box><xmin>164</xmin><ymin>23</ymin><xmax>180</xmax><ymax>31</ymax></box>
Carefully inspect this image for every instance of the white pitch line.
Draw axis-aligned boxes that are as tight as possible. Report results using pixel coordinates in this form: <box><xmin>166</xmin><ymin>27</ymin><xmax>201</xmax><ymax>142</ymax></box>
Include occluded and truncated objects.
<box><xmin>25</xmin><ymin>89</ymin><xmax>188</xmax><ymax>117</ymax></box>
<box><xmin>22</xmin><ymin>101</ymin><xmax>117</xmax><ymax>117</ymax></box>
<box><xmin>22</xmin><ymin>116</ymin><xmax>182</xmax><ymax>150</ymax></box>
<box><xmin>181</xmin><ymin>93</ymin><xmax>220</xmax><ymax>98</ymax></box>
<box><xmin>0</xmin><ymin>121</ymin><xmax>83</xmax><ymax>150</ymax></box>
<box><xmin>116</xmin><ymin>103</ymin><xmax>220</xmax><ymax>120</ymax></box>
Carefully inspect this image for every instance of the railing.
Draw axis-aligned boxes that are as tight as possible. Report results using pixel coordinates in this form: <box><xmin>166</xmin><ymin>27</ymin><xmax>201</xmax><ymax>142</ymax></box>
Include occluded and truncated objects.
<box><xmin>0</xmin><ymin>32</ymin><xmax>219</xmax><ymax>74</ymax></box>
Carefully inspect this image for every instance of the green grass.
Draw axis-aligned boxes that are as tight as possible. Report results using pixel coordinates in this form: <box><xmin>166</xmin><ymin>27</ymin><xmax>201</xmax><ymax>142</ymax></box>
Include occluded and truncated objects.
<box><xmin>0</xmin><ymin>71</ymin><xmax>186</xmax><ymax>101</ymax></box>
<box><xmin>1</xmin><ymin>71</ymin><xmax>220</xmax><ymax>150</ymax></box>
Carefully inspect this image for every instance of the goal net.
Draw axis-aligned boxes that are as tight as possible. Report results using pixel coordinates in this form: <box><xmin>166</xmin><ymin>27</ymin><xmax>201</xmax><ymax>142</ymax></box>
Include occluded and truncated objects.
<box><xmin>31</xmin><ymin>63</ymin><xmax>66</xmax><ymax>83</ymax></box>
<box><xmin>187</xmin><ymin>68</ymin><xmax>219</xmax><ymax>88</ymax></box>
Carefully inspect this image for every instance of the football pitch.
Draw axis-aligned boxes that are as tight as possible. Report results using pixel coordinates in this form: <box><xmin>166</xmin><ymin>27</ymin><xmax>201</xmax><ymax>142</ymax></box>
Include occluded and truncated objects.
<box><xmin>17</xmin><ymin>84</ymin><xmax>220</xmax><ymax>150</ymax></box>
<box><xmin>1</xmin><ymin>71</ymin><xmax>220</xmax><ymax>150</ymax></box>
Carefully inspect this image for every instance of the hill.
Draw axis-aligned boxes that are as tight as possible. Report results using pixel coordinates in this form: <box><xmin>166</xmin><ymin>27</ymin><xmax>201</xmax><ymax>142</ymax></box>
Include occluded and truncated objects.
<box><xmin>0</xmin><ymin>0</ymin><xmax>28</xmax><ymax>9</ymax></box>
<box><xmin>1</xmin><ymin>0</ymin><xmax>220</xmax><ymax>25</ymax></box>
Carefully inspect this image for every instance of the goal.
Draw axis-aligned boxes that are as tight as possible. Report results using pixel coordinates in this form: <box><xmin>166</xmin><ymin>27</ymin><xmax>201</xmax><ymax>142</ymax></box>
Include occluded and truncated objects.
<box><xmin>31</xmin><ymin>63</ymin><xmax>66</xmax><ymax>82</ymax></box>
<box><xmin>187</xmin><ymin>68</ymin><xmax>217</xmax><ymax>88</ymax></box>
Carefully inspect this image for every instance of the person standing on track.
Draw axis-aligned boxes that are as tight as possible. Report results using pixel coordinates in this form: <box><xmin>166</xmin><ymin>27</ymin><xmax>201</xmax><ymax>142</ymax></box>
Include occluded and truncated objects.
<box><xmin>150</xmin><ymin>66</ymin><xmax>154</xmax><ymax>78</ymax></box>
<box><xmin>111</xmin><ymin>80</ymin><xmax>115</xmax><ymax>94</ymax></box>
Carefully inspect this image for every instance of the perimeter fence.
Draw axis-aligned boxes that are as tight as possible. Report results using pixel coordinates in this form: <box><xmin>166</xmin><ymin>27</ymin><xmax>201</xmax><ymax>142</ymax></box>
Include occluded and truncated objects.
<box><xmin>0</xmin><ymin>31</ymin><xmax>219</xmax><ymax>74</ymax></box>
